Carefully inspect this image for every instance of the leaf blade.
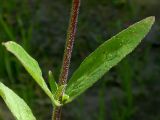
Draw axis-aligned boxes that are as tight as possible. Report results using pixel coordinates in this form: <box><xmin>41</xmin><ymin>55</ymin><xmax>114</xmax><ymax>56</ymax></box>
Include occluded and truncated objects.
<box><xmin>2</xmin><ymin>41</ymin><xmax>60</xmax><ymax>106</ymax></box>
<box><xmin>48</xmin><ymin>70</ymin><xmax>58</xmax><ymax>94</ymax></box>
<box><xmin>66</xmin><ymin>17</ymin><xmax>155</xmax><ymax>102</ymax></box>
<box><xmin>0</xmin><ymin>82</ymin><xmax>36</xmax><ymax>120</ymax></box>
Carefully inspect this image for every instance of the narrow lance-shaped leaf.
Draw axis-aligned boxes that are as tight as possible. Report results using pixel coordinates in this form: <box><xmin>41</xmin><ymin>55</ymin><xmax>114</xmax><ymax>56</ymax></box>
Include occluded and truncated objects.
<box><xmin>48</xmin><ymin>70</ymin><xmax>58</xmax><ymax>94</ymax></box>
<box><xmin>2</xmin><ymin>41</ymin><xmax>60</xmax><ymax>106</ymax></box>
<box><xmin>0</xmin><ymin>82</ymin><xmax>36</xmax><ymax>120</ymax></box>
<box><xmin>65</xmin><ymin>17</ymin><xmax>155</xmax><ymax>103</ymax></box>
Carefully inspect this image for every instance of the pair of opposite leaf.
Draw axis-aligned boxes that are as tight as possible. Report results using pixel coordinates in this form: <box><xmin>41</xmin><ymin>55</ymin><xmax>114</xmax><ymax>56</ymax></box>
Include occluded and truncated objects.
<box><xmin>0</xmin><ymin>17</ymin><xmax>155</xmax><ymax>120</ymax></box>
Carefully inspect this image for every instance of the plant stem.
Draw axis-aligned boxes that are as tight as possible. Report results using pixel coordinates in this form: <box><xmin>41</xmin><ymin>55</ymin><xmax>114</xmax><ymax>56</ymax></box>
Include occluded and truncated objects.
<box><xmin>59</xmin><ymin>0</ymin><xmax>80</xmax><ymax>85</ymax></box>
<box><xmin>52</xmin><ymin>0</ymin><xmax>81</xmax><ymax>120</ymax></box>
<box><xmin>52</xmin><ymin>107</ymin><xmax>62</xmax><ymax>120</ymax></box>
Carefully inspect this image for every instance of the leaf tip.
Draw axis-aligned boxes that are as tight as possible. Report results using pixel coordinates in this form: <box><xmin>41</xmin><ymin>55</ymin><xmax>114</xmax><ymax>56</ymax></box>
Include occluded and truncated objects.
<box><xmin>2</xmin><ymin>41</ymin><xmax>13</xmax><ymax>47</ymax></box>
<box><xmin>1</xmin><ymin>42</ymin><xmax>6</xmax><ymax>46</ymax></box>
<box><xmin>146</xmin><ymin>16</ymin><xmax>155</xmax><ymax>25</ymax></box>
<box><xmin>48</xmin><ymin>70</ymin><xmax>52</xmax><ymax>75</ymax></box>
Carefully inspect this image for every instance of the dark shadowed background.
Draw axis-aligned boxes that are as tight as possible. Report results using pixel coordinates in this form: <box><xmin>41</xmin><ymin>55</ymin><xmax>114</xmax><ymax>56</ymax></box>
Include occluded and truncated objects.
<box><xmin>0</xmin><ymin>0</ymin><xmax>160</xmax><ymax>120</ymax></box>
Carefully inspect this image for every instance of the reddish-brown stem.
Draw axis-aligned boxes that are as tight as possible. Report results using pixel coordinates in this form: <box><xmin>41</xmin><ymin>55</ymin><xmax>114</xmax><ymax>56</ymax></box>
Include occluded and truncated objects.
<box><xmin>53</xmin><ymin>0</ymin><xmax>81</xmax><ymax>120</ymax></box>
<box><xmin>59</xmin><ymin>0</ymin><xmax>81</xmax><ymax>85</ymax></box>
<box><xmin>52</xmin><ymin>107</ymin><xmax>62</xmax><ymax>120</ymax></box>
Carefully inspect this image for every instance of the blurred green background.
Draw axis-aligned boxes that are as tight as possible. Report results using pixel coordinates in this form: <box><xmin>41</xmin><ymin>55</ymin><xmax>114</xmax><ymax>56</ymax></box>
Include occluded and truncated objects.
<box><xmin>0</xmin><ymin>0</ymin><xmax>160</xmax><ymax>120</ymax></box>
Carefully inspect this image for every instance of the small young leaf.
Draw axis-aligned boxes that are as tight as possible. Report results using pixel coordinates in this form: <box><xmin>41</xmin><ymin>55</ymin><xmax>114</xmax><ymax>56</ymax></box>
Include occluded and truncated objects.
<box><xmin>0</xmin><ymin>82</ymin><xmax>36</xmax><ymax>120</ymax></box>
<box><xmin>65</xmin><ymin>17</ymin><xmax>155</xmax><ymax>103</ymax></box>
<box><xmin>2</xmin><ymin>41</ymin><xmax>60</xmax><ymax>106</ymax></box>
<box><xmin>62</xmin><ymin>94</ymin><xmax>70</xmax><ymax>104</ymax></box>
<box><xmin>54</xmin><ymin>84</ymin><xmax>67</xmax><ymax>101</ymax></box>
<box><xmin>48</xmin><ymin>70</ymin><xmax>58</xmax><ymax>94</ymax></box>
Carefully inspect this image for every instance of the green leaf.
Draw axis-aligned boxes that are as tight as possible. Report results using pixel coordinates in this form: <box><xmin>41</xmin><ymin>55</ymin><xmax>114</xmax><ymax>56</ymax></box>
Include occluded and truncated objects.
<box><xmin>66</xmin><ymin>16</ymin><xmax>155</xmax><ymax>103</ymax></box>
<box><xmin>54</xmin><ymin>84</ymin><xmax>66</xmax><ymax>100</ymax></box>
<box><xmin>0</xmin><ymin>82</ymin><xmax>36</xmax><ymax>120</ymax></box>
<box><xmin>2</xmin><ymin>41</ymin><xmax>60</xmax><ymax>106</ymax></box>
<box><xmin>48</xmin><ymin>70</ymin><xmax>58</xmax><ymax>94</ymax></box>
<box><xmin>62</xmin><ymin>94</ymin><xmax>70</xmax><ymax>104</ymax></box>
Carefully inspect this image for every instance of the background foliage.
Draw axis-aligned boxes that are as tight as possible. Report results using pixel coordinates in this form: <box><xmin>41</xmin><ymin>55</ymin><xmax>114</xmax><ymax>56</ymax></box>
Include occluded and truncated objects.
<box><xmin>0</xmin><ymin>0</ymin><xmax>160</xmax><ymax>120</ymax></box>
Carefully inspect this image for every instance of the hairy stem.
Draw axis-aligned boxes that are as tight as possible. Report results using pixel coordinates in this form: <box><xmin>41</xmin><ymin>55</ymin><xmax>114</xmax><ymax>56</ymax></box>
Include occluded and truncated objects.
<box><xmin>59</xmin><ymin>0</ymin><xmax>80</xmax><ymax>85</ymax></box>
<box><xmin>52</xmin><ymin>107</ymin><xmax>62</xmax><ymax>120</ymax></box>
<box><xmin>52</xmin><ymin>0</ymin><xmax>81</xmax><ymax>120</ymax></box>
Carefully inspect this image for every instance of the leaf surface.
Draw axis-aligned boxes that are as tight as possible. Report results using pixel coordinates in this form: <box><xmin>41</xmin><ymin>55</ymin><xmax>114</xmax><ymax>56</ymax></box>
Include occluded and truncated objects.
<box><xmin>48</xmin><ymin>70</ymin><xmax>58</xmax><ymax>94</ymax></box>
<box><xmin>3</xmin><ymin>41</ymin><xmax>60</xmax><ymax>106</ymax></box>
<box><xmin>66</xmin><ymin>17</ymin><xmax>155</xmax><ymax>102</ymax></box>
<box><xmin>0</xmin><ymin>82</ymin><xmax>36</xmax><ymax>120</ymax></box>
